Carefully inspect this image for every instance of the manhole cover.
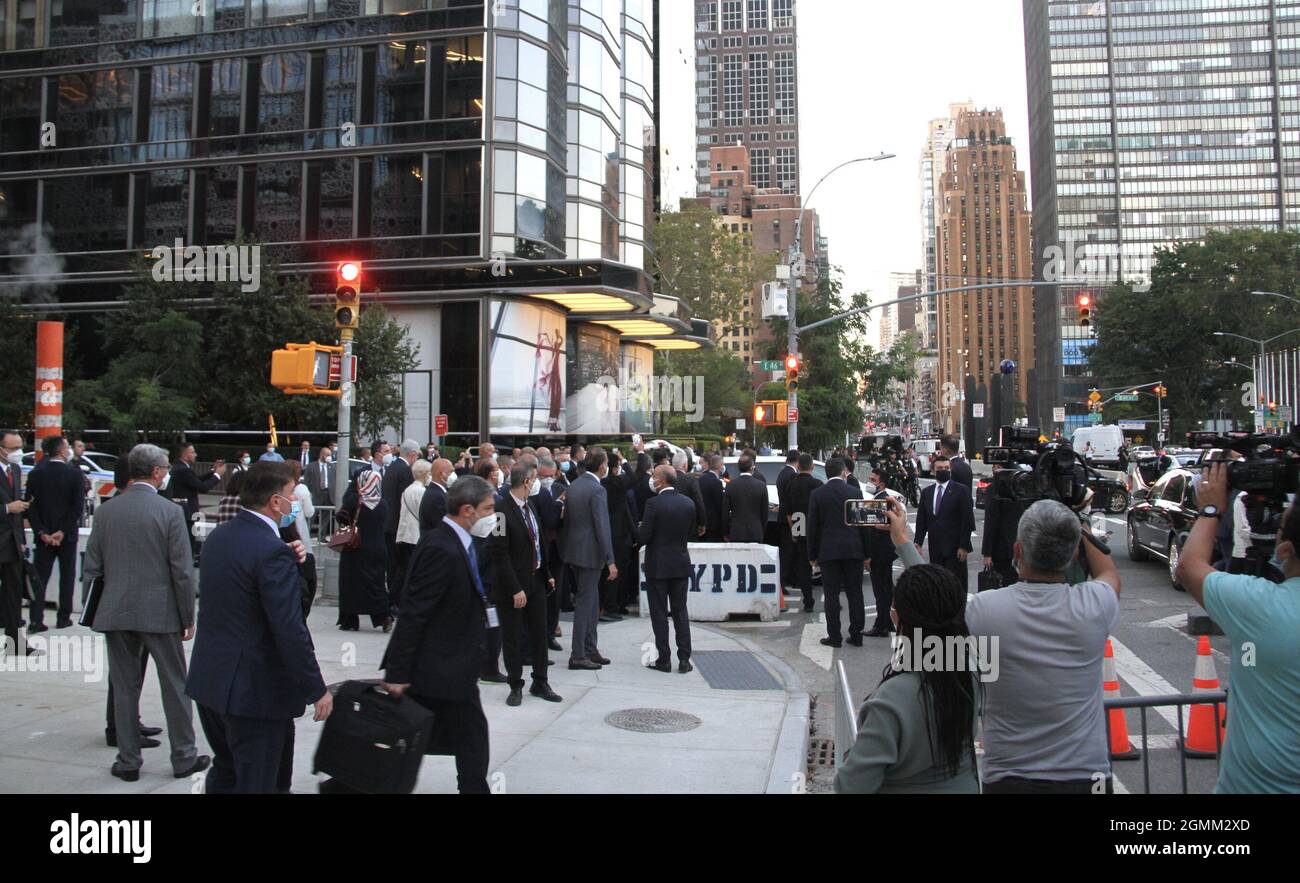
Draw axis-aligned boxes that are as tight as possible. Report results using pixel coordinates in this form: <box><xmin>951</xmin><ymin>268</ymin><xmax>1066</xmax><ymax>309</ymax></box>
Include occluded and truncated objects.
<box><xmin>808</xmin><ymin>738</ymin><xmax>835</xmax><ymax>767</ymax></box>
<box><xmin>605</xmin><ymin>708</ymin><xmax>702</xmax><ymax>734</ymax></box>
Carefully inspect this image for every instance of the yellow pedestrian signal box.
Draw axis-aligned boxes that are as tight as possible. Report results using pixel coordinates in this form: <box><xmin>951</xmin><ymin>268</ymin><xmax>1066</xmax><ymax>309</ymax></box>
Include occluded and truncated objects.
<box><xmin>754</xmin><ymin>401</ymin><xmax>789</xmax><ymax>427</ymax></box>
<box><xmin>271</xmin><ymin>342</ymin><xmax>344</xmax><ymax>397</ymax></box>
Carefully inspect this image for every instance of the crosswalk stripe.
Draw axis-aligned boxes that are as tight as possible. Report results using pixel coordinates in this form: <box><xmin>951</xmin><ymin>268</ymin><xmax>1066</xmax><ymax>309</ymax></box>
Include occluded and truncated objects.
<box><xmin>1109</xmin><ymin>635</ymin><xmax>1186</xmax><ymax>735</ymax></box>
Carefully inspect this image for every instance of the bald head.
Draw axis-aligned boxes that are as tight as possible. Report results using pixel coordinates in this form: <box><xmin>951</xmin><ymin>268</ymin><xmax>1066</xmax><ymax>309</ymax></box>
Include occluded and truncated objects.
<box><xmin>430</xmin><ymin>458</ymin><xmax>454</xmax><ymax>486</ymax></box>
<box><xmin>652</xmin><ymin>464</ymin><xmax>678</xmax><ymax>491</ymax></box>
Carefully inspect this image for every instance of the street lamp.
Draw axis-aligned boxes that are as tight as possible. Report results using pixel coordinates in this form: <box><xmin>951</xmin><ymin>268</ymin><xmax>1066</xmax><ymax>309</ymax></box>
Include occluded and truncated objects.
<box><xmin>1250</xmin><ymin>290</ymin><xmax>1300</xmax><ymax>307</ymax></box>
<box><xmin>1213</xmin><ymin>329</ymin><xmax>1300</xmax><ymax>430</ymax></box>
<box><xmin>787</xmin><ymin>152</ymin><xmax>896</xmax><ymax>451</ymax></box>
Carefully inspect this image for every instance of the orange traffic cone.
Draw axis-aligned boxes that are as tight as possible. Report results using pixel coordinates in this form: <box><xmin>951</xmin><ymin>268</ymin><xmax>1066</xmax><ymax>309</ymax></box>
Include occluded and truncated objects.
<box><xmin>1103</xmin><ymin>640</ymin><xmax>1140</xmax><ymax>761</ymax></box>
<box><xmin>1181</xmin><ymin>636</ymin><xmax>1227</xmax><ymax>758</ymax></box>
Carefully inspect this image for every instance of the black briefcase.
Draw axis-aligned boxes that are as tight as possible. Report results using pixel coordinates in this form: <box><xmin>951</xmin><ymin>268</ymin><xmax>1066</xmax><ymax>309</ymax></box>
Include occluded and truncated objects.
<box><xmin>312</xmin><ymin>680</ymin><xmax>434</xmax><ymax>794</ymax></box>
<box><xmin>977</xmin><ymin>567</ymin><xmax>1003</xmax><ymax>593</ymax></box>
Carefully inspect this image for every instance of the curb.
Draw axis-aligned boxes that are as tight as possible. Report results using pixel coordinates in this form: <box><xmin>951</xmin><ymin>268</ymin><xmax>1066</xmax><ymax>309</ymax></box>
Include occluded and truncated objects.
<box><xmin>698</xmin><ymin>624</ymin><xmax>810</xmax><ymax>795</ymax></box>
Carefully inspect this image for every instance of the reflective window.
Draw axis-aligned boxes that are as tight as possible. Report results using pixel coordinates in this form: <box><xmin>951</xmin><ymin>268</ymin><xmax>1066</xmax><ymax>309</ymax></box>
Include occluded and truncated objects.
<box><xmin>206</xmin><ymin>164</ymin><xmax>240</xmax><ymax>244</ymax></box>
<box><xmin>49</xmin><ymin>0</ymin><xmax>138</xmax><ymax>45</ymax></box>
<box><xmin>259</xmin><ymin>52</ymin><xmax>307</xmax><ymax>150</ymax></box>
<box><xmin>208</xmin><ymin>59</ymin><xmax>243</xmax><ymax>153</ymax></box>
<box><xmin>318</xmin><ymin>157</ymin><xmax>355</xmax><ymax>239</ymax></box>
<box><xmin>376</xmin><ymin>41</ymin><xmax>428</xmax><ymax>131</ymax></box>
<box><xmin>372</xmin><ymin>154</ymin><xmax>424</xmax><ymax>238</ymax></box>
<box><xmin>57</xmin><ymin>69</ymin><xmax>134</xmax><ymax>151</ymax></box>
<box><xmin>323</xmin><ymin>47</ymin><xmax>357</xmax><ymax>136</ymax></box>
<box><xmin>144</xmin><ymin>168</ymin><xmax>189</xmax><ymax>245</ymax></box>
<box><xmin>148</xmin><ymin>64</ymin><xmax>194</xmax><ymax>160</ymax></box>
<box><xmin>144</xmin><ymin>0</ymin><xmax>198</xmax><ymax>37</ymax></box>
<box><xmin>0</xmin><ymin>77</ymin><xmax>43</xmax><ymax>154</ymax></box>
<box><xmin>254</xmin><ymin>161</ymin><xmax>303</xmax><ymax>243</ymax></box>
<box><xmin>47</xmin><ymin>175</ymin><xmax>129</xmax><ymax>252</ymax></box>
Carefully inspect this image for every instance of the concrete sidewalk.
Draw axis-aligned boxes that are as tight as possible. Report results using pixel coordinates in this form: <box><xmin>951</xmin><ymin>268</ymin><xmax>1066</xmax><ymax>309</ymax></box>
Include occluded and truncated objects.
<box><xmin>0</xmin><ymin>606</ymin><xmax>808</xmax><ymax>795</ymax></box>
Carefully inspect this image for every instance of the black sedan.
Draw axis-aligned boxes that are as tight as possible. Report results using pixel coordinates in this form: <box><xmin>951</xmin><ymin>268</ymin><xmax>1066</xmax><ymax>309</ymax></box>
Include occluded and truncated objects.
<box><xmin>1127</xmin><ymin>468</ymin><xmax>1199</xmax><ymax>591</ymax></box>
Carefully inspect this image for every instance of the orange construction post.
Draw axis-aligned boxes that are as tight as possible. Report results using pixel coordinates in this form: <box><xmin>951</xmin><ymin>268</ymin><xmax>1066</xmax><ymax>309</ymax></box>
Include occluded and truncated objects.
<box><xmin>34</xmin><ymin>321</ymin><xmax>64</xmax><ymax>454</ymax></box>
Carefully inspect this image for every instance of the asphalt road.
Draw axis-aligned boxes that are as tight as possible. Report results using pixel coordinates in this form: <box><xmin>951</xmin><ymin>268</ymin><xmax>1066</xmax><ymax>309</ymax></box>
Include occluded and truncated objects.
<box><xmin>716</xmin><ymin>482</ymin><xmax>1232</xmax><ymax>795</ymax></box>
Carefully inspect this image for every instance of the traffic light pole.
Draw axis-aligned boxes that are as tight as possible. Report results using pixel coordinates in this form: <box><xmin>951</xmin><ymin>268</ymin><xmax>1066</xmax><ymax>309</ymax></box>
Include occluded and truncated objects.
<box><xmin>334</xmin><ymin>330</ymin><xmax>354</xmax><ymax>506</ymax></box>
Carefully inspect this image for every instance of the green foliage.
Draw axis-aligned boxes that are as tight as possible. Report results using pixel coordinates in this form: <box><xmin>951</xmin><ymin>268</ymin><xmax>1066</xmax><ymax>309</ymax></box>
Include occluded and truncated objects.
<box><xmin>0</xmin><ymin>298</ymin><xmax>37</xmax><ymax>431</ymax></box>
<box><xmin>1087</xmin><ymin>229</ymin><xmax>1300</xmax><ymax>434</ymax></box>
<box><xmin>352</xmin><ymin>304</ymin><xmax>420</xmax><ymax>442</ymax></box>
<box><xmin>653</xmin><ymin>203</ymin><xmax>778</xmax><ymax>324</ymax></box>
<box><xmin>653</xmin><ymin>347</ymin><xmax>753</xmax><ymax>440</ymax></box>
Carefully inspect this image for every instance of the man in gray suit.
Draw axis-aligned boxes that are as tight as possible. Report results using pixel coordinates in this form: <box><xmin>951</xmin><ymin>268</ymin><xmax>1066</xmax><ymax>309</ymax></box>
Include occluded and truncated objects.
<box><xmin>561</xmin><ymin>449</ymin><xmax>617</xmax><ymax>670</ymax></box>
<box><xmin>83</xmin><ymin>444</ymin><xmax>211</xmax><ymax>783</ymax></box>
<box><xmin>303</xmin><ymin>445</ymin><xmax>333</xmax><ymax>510</ymax></box>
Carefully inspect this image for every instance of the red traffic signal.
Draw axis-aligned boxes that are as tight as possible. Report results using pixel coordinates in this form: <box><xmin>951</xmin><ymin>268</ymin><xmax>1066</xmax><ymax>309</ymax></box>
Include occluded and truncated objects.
<box><xmin>335</xmin><ymin>261</ymin><xmax>362</xmax><ymax>330</ymax></box>
<box><xmin>1077</xmin><ymin>292</ymin><xmax>1093</xmax><ymax>327</ymax></box>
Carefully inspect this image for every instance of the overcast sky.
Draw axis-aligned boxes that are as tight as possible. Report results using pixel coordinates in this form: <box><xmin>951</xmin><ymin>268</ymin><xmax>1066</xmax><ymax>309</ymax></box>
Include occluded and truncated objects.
<box><xmin>659</xmin><ymin>0</ymin><xmax>1032</xmax><ymax>349</ymax></box>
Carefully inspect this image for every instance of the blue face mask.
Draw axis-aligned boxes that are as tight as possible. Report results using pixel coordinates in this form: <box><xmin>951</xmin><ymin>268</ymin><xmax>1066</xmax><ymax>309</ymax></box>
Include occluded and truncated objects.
<box><xmin>1270</xmin><ymin>547</ymin><xmax>1287</xmax><ymax>574</ymax></box>
<box><xmin>277</xmin><ymin>496</ymin><xmax>301</xmax><ymax>529</ymax></box>
<box><xmin>561</xmin><ymin>461</ymin><xmax>572</xmax><ymax>474</ymax></box>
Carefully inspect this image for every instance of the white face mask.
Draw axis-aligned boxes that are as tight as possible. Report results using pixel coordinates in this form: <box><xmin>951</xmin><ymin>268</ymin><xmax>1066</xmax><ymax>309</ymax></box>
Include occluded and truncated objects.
<box><xmin>7</xmin><ymin>450</ymin><xmax>23</xmax><ymax>466</ymax></box>
<box><xmin>528</xmin><ymin>479</ymin><xmax>541</xmax><ymax>497</ymax></box>
<box><xmin>540</xmin><ymin>477</ymin><xmax>555</xmax><ymax>492</ymax></box>
<box><xmin>446</xmin><ymin>472</ymin><xmax>458</xmax><ymax>487</ymax></box>
<box><xmin>382</xmin><ymin>453</ymin><xmax>394</xmax><ymax>467</ymax></box>
<box><xmin>160</xmin><ymin>471</ymin><xmax>172</xmax><ymax>491</ymax></box>
<box><xmin>863</xmin><ymin>482</ymin><xmax>877</xmax><ymax>496</ymax></box>
<box><xmin>470</xmin><ymin>513</ymin><xmax>497</xmax><ymax>538</ymax></box>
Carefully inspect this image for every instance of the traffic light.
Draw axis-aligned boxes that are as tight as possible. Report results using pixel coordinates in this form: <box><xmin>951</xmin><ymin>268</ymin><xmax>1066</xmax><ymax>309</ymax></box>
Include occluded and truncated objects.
<box><xmin>1155</xmin><ymin>384</ymin><xmax>1168</xmax><ymax>399</ymax></box>
<box><xmin>753</xmin><ymin>401</ymin><xmax>789</xmax><ymax>427</ymax></box>
<box><xmin>271</xmin><ymin>342</ymin><xmax>344</xmax><ymax>397</ymax></box>
<box><xmin>1077</xmin><ymin>292</ymin><xmax>1093</xmax><ymax>327</ymax></box>
<box><xmin>784</xmin><ymin>354</ymin><xmax>801</xmax><ymax>393</ymax></box>
<box><xmin>335</xmin><ymin>261</ymin><xmax>362</xmax><ymax>331</ymax></box>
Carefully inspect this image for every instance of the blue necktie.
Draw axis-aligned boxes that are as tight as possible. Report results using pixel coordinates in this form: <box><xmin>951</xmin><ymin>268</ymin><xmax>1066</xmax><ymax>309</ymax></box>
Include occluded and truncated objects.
<box><xmin>466</xmin><ymin>538</ymin><xmax>486</xmax><ymax>600</ymax></box>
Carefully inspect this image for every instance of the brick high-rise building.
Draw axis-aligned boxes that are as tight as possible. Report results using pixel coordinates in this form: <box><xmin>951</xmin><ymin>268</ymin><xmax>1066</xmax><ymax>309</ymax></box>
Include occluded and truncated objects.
<box><xmin>694</xmin><ymin>0</ymin><xmax>801</xmax><ymax>197</ymax></box>
<box><xmin>934</xmin><ymin>108</ymin><xmax>1034</xmax><ymax>434</ymax></box>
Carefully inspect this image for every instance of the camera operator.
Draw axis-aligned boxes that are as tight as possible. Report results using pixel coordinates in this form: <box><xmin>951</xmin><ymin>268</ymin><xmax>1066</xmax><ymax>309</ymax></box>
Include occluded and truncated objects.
<box><xmin>980</xmin><ymin>465</ymin><xmax>1020</xmax><ymax>590</ymax></box>
<box><xmin>1174</xmin><ymin>463</ymin><xmax>1300</xmax><ymax>794</ymax></box>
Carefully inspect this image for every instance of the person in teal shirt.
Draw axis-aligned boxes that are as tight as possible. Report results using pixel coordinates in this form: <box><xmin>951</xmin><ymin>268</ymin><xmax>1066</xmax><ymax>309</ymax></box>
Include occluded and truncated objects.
<box><xmin>1175</xmin><ymin>463</ymin><xmax>1300</xmax><ymax>793</ymax></box>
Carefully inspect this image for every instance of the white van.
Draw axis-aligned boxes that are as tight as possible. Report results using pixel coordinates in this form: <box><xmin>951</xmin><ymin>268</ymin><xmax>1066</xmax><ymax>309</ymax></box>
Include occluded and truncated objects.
<box><xmin>911</xmin><ymin>438</ymin><xmax>943</xmax><ymax>476</ymax></box>
<box><xmin>1070</xmin><ymin>425</ymin><xmax>1125</xmax><ymax>468</ymax></box>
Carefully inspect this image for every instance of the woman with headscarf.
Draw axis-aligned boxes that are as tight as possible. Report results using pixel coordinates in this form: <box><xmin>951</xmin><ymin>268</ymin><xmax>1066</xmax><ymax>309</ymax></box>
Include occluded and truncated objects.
<box><xmin>835</xmin><ymin>497</ymin><xmax>981</xmax><ymax>794</ymax></box>
<box><xmin>337</xmin><ymin>469</ymin><xmax>394</xmax><ymax>632</ymax></box>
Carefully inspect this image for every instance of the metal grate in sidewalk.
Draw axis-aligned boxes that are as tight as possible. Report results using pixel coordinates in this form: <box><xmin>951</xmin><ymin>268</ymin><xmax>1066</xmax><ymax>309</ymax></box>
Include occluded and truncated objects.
<box><xmin>692</xmin><ymin>650</ymin><xmax>783</xmax><ymax>691</ymax></box>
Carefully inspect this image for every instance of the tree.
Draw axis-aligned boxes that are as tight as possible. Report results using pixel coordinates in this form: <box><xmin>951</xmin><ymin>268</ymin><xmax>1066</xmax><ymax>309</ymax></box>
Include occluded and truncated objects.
<box><xmin>0</xmin><ymin>298</ymin><xmax>37</xmax><ymax>431</ymax></box>
<box><xmin>654</xmin><ymin>347</ymin><xmax>753</xmax><ymax>440</ymax></box>
<box><xmin>64</xmin><ymin>265</ymin><xmax>205</xmax><ymax>450</ymax></box>
<box><xmin>653</xmin><ymin>203</ymin><xmax>778</xmax><ymax>323</ymax></box>
<box><xmin>352</xmin><ymin>304</ymin><xmax>421</xmax><ymax>442</ymax></box>
<box><xmin>1088</xmin><ymin>228</ymin><xmax>1300</xmax><ymax>434</ymax></box>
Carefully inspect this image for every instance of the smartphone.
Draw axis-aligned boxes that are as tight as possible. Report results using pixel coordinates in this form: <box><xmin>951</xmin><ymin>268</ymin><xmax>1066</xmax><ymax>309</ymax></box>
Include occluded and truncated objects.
<box><xmin>632</xmin><ymin>434</ymin><xmax>643</xmax><ymax>448</ymax></box>
<box><xmin>845</xmin><ymin>498</ymin><xmax>890</xmax><ymax>527</ymax></box>
<box><xmin>467</xmin><ymin>447</ymin><xmax>480</xmax><ymax>460</ymax></box>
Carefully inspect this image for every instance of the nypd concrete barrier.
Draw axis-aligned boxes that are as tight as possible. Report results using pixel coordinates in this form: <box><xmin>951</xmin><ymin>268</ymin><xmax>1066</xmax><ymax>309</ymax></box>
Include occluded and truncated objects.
<box><xmin>638</xmin><ymin>543</ymin><xmax>782</xmax><ymax>622</ymax></box>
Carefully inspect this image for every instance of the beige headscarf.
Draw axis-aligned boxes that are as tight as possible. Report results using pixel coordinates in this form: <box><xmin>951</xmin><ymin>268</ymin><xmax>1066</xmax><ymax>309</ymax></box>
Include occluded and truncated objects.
<box><xmin>358</xmin><ymin>470</ymin><xmax>383</xmax><ymax>510</ymax></box>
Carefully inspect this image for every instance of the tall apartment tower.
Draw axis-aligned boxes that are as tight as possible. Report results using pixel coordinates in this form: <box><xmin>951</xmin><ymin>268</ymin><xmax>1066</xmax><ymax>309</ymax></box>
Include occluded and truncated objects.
<box><xmin>918</xmin><ymin>102</ymin><xmax>974</xmax><ymax>350</ymax></box>
<box><xmin>694</xmin><ymin>0</ymin><xmax>801</xmax><ymax>197</ymax></box>
<box><xmin>1023</xmin><ymin>0</ymin><xmax>1300</xmax><ymax>435</ymax></box>
<box><xmin>934</xmin><ymin>108</ymin><xmax>1034</xmax><ymax>434</ymax></box>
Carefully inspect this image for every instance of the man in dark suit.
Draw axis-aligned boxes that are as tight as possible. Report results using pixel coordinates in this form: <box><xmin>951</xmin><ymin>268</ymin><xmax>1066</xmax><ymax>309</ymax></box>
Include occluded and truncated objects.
<box><xmin>941</xmin><ymin>435</ymin><xmax>973</xmax><ymax>494</ymax></box>
<box><xmin>169</xmin><ymin>443</ymin><xmax>223</xmax><ymax>561</ymax></box>
<box><xmin>862</xmin><ymin>465</ymin><xmax>897</xmax><ymax>637</ymax></box>
<box><xmin>560</xmin><ymin>450</ymin><xmax>617</xmax><ymax>670</ymax></box>
<box><xmin>981</xmin><ymin>467</ymin><xmax>1022</xmax><ymax>589</ymax></box>
<box><xmin>25</xmin><ymin>435</ymin><xmax>85</xmax><ymax>631</ymax></box>
<box><xmin>784</xmin><ymin>453</ymin><xmax>824</xmax><ymax>612</ymax></box>
<box><xmin>915</xmin><ymin>455</ymin><xmax>976</xmax><ymax>591</ymax></box>
<box><xmin>186</xmin><ymin>462</ymin><xmax>331</xmax><ymax>794</ymax></box>
<box><xmin>489</xmin><ymin>463</ymin><xmax>562</xmax><ymax>707</ymax></box>
<box><xmin>600</xmin><ymin>453</ymin><xmax>637</xmax><ymax>620</ymax></box>
<box><xmin>776</xmin><ymin>450</ymin><xmax>800</xmax><ymax>593</ymax></box>
<box><xmin>0</xmin><ymin>431</ymin><xmax>31</xmax><ymax>657</ymax></box>
<box><xmin>698</xmin><ymin>454</ymin><xmax>726</xmax><ymax>542</ymax></box>
<box><xmin>672</xmin><ymin>452</ymin><xmax>708</xmax><ymax>539</ymax></box>
<box><xmin>382</xmin><ymin>475</ymin><xmax>497</xmax><ymax>794</ymax></box>
<box><xmin>808</xmin><ymin>458</ymin><xmax>870</xmax><ymax>648</ymax></box>
<box><xmin>536</xmin><ymin>457</ymin><xmax>566</xmax><ymax>652</ymax></box>
<box><xmin>639</xmin><ymin>466</ymin><xmax>697</xmax><ymax>673</ymax></box>
<box><xmin>382</xmin><ymin>441</ymin><xmax>418</xmax><ymax>606</ymax></box>
<box><xmin>304</xmin><ymin>446</ymin><xmax>333</xmax><ymax>509</ymax></box>
<box><xmin>418</xmin><ymin>458</ymin><xmax>453</xmax><ymax>535</ymax></box>
<box><xmin>724</xmin><ymin>453</ymin><xmax>769</xmax><ymax>543</ymax></box>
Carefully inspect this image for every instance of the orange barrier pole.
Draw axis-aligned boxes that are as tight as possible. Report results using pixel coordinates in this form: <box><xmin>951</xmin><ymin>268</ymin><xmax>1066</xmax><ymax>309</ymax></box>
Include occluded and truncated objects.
<box><xmin>34</xmin><ymin>321</ymin><xmax>64</xmax><ymax>454</ymax></box>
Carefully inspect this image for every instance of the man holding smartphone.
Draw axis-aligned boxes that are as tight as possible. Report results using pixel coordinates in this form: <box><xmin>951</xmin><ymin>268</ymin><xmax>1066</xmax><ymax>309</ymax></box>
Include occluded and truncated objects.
<box><xmin>807</xmin><ymin>458</ymin><xmax>870</xmax><ymax>648</ymax></box>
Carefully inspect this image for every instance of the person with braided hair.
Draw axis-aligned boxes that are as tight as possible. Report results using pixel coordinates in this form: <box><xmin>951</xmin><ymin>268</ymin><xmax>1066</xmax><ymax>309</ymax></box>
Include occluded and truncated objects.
<box><xmin>834</xmin><ymin>509</ymin><xmax>981</xmax><ymax>794</ymax></box>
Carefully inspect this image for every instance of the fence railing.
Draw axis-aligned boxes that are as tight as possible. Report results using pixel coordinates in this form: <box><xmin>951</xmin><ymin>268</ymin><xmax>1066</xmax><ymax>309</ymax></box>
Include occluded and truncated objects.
<box><xmin>1104</xmin><ymin>691</ymin><xmax>1227</xmax><ymax>795</ymax></box>
<box><xmin>833</xmin><ymin>659</ymin><xmax>858</xmax><ymax>768</ymax></box>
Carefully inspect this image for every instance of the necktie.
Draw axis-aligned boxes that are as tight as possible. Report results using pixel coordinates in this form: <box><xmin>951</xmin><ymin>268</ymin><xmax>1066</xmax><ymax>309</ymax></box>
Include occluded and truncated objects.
<box><xmin>321</xmin><ymin>465</ymin><xmax>328</xmax><ymax>490</ymax></box>
<box><xmin>522</xmin><ymin>502</ymin><xmax>541</xmax><ymax>571</ymax></box>
<box><xmin>934</xmin><ymin>484</ymin><xmax>944</xmax><ymax>515</ymax></box>
<box><xmin>466</xmin><ymin>539</ymin><xmax>486</xmax><ymax>600</ymax></box>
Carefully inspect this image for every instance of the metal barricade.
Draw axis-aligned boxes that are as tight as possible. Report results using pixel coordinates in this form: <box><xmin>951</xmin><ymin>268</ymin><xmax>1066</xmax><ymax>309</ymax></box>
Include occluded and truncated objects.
<box><xmin>314</xmin><ymin>506</ymin><xmax>340</xmax><ymax>601</ymax></box>
<box><xmin>833</xmin><ymin>659</ymin><xmax>859</xmax><ymax>768</ymax></box>
<box><xmin>1104</xmin><ymin>690</ymin><xmax>1228</xmax><ymax>794</ymax></box>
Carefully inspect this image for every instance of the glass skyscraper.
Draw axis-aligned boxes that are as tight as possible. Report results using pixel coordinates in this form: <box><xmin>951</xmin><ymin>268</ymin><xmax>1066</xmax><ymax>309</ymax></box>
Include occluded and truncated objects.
<box><xmin>0</xmin><ymin>0</ymin><xmax>704</xmax><ymax>442</ymax></box>
<box><xmin>1024</xmin><ymin>0</ymin><xmax>1300</xmax><ymax>434</ymax></box>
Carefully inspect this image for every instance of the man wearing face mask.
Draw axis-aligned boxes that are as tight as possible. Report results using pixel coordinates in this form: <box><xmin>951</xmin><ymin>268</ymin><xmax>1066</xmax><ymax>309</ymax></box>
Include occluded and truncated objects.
<box><xmin>1176</xmin><ymin>464</ymin><xmax>1300</xmax><ymax>793</ymax></box>
<box><xmin>0</xmin><ymin>430</ymin><xmax>32</xmax><ymax>657</ymax></box>
<box><xmin>25</xmin><ymin>435</ymin><xmax>85</xmax><ymax>631</ymax></box>
<box><xmin>371</xmin><ymin>441</ymin><xmax>392</xmax><ymax>477</ymax></box>
<box><xmin>169</xmin><ymin>443</ymin><xmax>224</xmax><ymax>564</ymax></box>
<box><xmin>914</xmin><ymin>455</ymin><xmax>976</xmax><ymax>592</ymax></box>
<box><xmin>260</xmin><ymin>444</ymin><xmax>284</xmax><ymax>464</ymax></box>
<box><xmin>381</xmin><ymin>475</ymin><xmax>499</xmax><ymax>794</ymax></box>
<box><xmin>381</xmin><ymin>440</ymin><xmax>419</xmax><ymax>607</ymax></box>
<box><xmin>419</xmin><ymin>458</ymin><xmax>455</xmax><ymax>536</ymax></box>
<box><xmin>561</xmin><ymin>449</ymin><xmax>617</xmax><ymax>670</ymax></box>
<box><xmin>534</xmin><ymin>457</ymin><xmax>566</xmax><ymax>652</ymax></box>
<box><xmin>863</xmin><ymin>465</ymin><xmax>898</xmax><ymax>638</ymax></box>
<box><xmin>639</xmin><ymin>466</ymin><xmax>697</xmax><ymax>673</ymax></box>
<box><xmin>83</xmin><ymin>445</ymin><xmax>211</xmax><ymax>783</ymax></box>
<box><xmin>185</xmin><ymin>462</ymin><xmax>327</xmax><ymax>793</ymax></box>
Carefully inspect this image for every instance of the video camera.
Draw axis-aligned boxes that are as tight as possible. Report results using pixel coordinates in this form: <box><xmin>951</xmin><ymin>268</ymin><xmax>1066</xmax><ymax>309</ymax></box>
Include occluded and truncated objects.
<box><xmin>1187</xmin><ymin>428</ymin><xmax>1300</xmax><ymax>577</ymax></box>
<box><xmin>856</xmin><ymin>433</ymin><xmax>904</xmax><ymax>459</ymax></box>
<box><xmin>983</xmin><ymin>427</ymin><xmax>1092</xmax><ymax>510</ymax></box>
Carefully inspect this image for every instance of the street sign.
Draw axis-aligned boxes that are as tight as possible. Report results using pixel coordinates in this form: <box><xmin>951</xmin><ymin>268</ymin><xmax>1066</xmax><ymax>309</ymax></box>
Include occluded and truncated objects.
<box><xmin>1115</xmin><ymin>394</ymin><xmax>1139</xmax><ymax>403</ymax></box>
<box><xmin>1118</xmin><ymin>421</ymin><xmax>1147</xmax><ymax>431</ymax></box>
<box><xmin>735</xmin><ymin>418</ymin><xmax>746</xmax><ymax>430</ymax></box>
<box><xmin>434</xmin><ymin>414</ymin><xmax>449</xmax><ymax>436</ymax></box>
<box><xmin>1282</xmin><ymin>405</ymin><xmax>1294</xmax><ymax>423</ymax></box>
<box><xmin>973</xmin><ymin>404</ymin><xmax>985</xmax><ymax>419</ymax></box>
<box><xmin>1089</xmin><ymin>391</ymin><xmax>1102</xmax><ymax>404</ymax></box>
<box><xmin>1053</xmin><ymin>407</ymin><xmax>1066</xmax><ymax>424</ymax></box>
<box><xmin>788</xmin><ymin>408</ymin><xmax>799</xmax><ymax>424</ymax></box>
<box><xmin>758</xmin><ymin>360</ymin><xmax>782</xmax><ymax>372</ymax></box>
<box><xmin>1088</xmin><ymin>413</ymin><xmax>1102</xmax><ymax>424</ymax></box>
